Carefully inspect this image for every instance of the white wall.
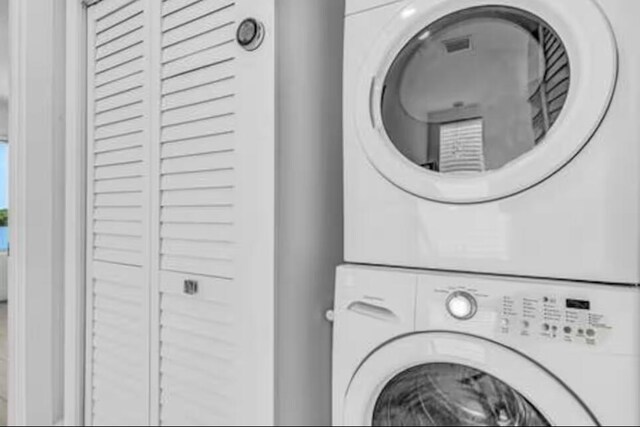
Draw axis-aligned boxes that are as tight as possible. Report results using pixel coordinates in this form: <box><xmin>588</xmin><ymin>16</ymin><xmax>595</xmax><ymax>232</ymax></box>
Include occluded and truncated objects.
<box><xmin>275</xmin><ymin>1</ymin><xmax>345</xmax><ymax>425</ymax></box>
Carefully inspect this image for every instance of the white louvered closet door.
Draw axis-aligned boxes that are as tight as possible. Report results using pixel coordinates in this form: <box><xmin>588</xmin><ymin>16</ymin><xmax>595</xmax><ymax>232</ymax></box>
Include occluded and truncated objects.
<box><xmin>86</xmin><ymin>0</ymin><xmax>152</xmax><ymax>425</ymax></box>
<box><xmin>87</xmin><ymin>0</ymin><xmax>277</xmax><ymax>425</ymax></box>
<box><xmin>155</xmin><ymin>1</ymin><xmax>276</xmax><ymax>425</ymax></box>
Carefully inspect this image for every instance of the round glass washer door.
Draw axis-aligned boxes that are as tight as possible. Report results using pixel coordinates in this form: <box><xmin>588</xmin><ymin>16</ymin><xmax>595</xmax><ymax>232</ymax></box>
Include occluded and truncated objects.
<box><xmin>355</xmin><ymin>0</ymin><xmax>617</xmax><ymax>203</ymax></box>
<box><xmin>342</xmin><ymin>333</ymin><xmax>597</xmax><ymax>426</ymax></box>
<box><xmin>373</xmin><ymin>363</ymin><xmax>549</xmax><ymax>426</ymax></box>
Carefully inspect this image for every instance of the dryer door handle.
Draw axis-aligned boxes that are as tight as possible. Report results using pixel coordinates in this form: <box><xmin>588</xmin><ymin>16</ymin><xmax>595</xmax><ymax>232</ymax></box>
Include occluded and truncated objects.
<box><xmin>369</xmin><ymin>77</ymin><xmax>378</xmax><ymax>129</ymax></box>
<box><xmin>347</xmin><ymin>301</ymin><xmax>399</xmax><ymax>323</ymax></box>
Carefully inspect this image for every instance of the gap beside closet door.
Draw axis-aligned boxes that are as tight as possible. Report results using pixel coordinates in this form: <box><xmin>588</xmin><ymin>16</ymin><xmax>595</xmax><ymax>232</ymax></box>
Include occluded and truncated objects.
<box><xmin>85</xmin><ymin>0</ymin><xmax>277</xmax><ymax>425</ymax></box>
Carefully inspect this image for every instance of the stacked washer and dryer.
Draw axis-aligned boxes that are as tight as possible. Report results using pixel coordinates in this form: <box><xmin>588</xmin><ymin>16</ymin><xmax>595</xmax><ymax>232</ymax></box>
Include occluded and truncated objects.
<box><xmin>333</xmin><ymin>0</ymin><xmax>640</xmax><ymax>425</ymax></box>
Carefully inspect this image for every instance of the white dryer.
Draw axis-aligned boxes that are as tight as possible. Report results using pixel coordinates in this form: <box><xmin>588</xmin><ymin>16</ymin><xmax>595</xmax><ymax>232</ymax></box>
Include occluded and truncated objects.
<box><xmin>343</xmin><ymin>0</ymin><xmax>640</xmax><ymax>284</ymax></box>
<box><xmin>332</xmin><ymin>265</ymin><xmax>640</xmax><ymax>426</ymax></box>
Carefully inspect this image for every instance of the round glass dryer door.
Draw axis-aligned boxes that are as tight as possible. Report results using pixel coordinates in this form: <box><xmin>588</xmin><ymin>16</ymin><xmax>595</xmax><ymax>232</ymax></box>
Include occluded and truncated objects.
<box><xmin>382</xmin><ymin>7</ymin><xmax>569</xmax><ymax>175</ymax></box>
<box><xmin>356</xmin><ymin>0</ymin><xmax>617</xmax><ymax>203</ymax></box>
<box><xmin>342</xmin><ymin>333</ymin><xmax>597</xmax><ymax>426</ymax></box>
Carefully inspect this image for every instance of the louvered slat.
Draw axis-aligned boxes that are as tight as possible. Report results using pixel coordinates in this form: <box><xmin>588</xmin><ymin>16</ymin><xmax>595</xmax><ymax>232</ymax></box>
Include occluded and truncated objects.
<box><xmin>162</xmin><ymin>77</ymin><xmax>235</xmax><ymax>111</ymax></box>
<box><xmin>161</xmin><ymin>205</ymin><xmax>233</xmax><ymax>223</ymax></box>
<box><xmin>162</xmin><ymin>58</ymin><xmax>235</xmax><ymax>95</ymax></box>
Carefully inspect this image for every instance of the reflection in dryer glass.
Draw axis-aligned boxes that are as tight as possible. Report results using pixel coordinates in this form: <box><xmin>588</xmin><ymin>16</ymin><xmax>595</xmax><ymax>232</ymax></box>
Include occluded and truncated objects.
<box><xmin>372</xmin><ymin>363</ymin><xmax>549</xmax><ymax>426</ymax></box>
<box><xmin>381</xmin><ymin>6</ymin><xmax>570</xmax><ymax>175</ymax></box>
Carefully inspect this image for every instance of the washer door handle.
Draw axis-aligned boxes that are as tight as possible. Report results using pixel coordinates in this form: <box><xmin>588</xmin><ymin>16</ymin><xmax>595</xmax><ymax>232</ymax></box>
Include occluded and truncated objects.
<box><xmin>348</xmin><ymin>301</ymin><xmax>398</xmax><ymax>323</ymax></box>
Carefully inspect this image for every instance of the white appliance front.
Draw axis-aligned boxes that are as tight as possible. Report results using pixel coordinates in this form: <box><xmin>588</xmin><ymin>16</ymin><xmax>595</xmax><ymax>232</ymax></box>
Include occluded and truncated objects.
<box><xmin>343</xmin><ymin>0</ymin><xmax>640</xmax><ymax>284</ymax></box>
<box><xmin>332</xmin><ymin>265</ymin><xmax>640</xmax><ymax>426</ymax></box>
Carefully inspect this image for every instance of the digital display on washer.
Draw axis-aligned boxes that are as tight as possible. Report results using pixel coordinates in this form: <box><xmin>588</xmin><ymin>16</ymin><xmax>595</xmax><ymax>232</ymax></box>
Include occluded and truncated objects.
<box><xmin>566</xmin><ymin>299</ymin><xmax>590</xmax><ymax>310</ymax></box>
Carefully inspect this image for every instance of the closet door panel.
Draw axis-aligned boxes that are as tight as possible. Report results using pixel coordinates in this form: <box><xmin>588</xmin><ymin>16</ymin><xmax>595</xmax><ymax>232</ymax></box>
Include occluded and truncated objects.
<box><xmin>156</xmin><ymin>0</ymin><xmax>276</xmax><ymax>425</ymax></box>
<box><xmin>158</xmin><ymin>1</ymin><xmax>238</xmax><ymax>424</ymax></box>
<box><xmin>86</xmin><ymin>1</ymin><xmax>151</xmax><ymax>425</ymax></box>
<box><xmin>157</xmin><ymin>272</ymin><xmax>238</xmax><ymax>425</ymax></box>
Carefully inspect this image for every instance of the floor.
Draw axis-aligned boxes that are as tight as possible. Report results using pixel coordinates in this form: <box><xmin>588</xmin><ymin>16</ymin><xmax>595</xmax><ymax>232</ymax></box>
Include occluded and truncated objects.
<box><xmin>0</xmin><ymin>303</ymin><xmax>7</xmax><ymax>425</ymax></box>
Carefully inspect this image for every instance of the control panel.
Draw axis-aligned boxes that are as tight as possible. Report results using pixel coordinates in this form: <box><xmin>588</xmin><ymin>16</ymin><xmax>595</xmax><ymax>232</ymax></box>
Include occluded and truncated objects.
<box><xmin>498</xmin><ymin>293</ymin><xmax>611</xmax><ymax>346</ymax></box>
<box><xmin>342</xmin><ymin>265</ymin><xmax>639</xmax><ymax>357</ymax></box>
<box><xmin>431</xmin><ymin>284</ymin><xmax>613</xmax><ymax>347</ymax></box>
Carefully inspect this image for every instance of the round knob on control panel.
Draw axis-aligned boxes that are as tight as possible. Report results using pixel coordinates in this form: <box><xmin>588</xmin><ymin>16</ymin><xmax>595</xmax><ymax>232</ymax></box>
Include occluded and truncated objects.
<box><xmin>446</xmin><ymin>291</ymin><xmax>478</xmax><ymax>320</ymax></box>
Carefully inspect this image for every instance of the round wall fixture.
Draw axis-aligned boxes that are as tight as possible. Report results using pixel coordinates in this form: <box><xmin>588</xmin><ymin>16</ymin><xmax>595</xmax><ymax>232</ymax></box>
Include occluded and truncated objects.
<box><xmin>237</xmin><ymin>18</ymin><xmax>265</xmax><ymax>51</ymax></box>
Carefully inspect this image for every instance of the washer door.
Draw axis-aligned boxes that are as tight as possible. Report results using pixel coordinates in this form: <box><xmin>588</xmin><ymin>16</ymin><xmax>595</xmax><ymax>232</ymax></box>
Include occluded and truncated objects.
<box><xmin>354</xmin><ymin>0</ymin><xmax>617</xmax><ymax>203</ymax></box>
<box><xmin>343</xmin><ymin>333</ymin><xmax>597</xmax><ymax>426</ymax></box>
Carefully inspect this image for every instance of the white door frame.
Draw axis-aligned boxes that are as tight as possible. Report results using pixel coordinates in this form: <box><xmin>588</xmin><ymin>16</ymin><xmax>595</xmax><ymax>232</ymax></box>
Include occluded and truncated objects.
<box><xmin>64</xmin><ymin>0</ymin><xmax>87</xmax><ymax>425</ymax></box>
<box><xmin>9</xmin><ymin>0</ymin><xmax>68</xmax><ymax>424</ymax></box>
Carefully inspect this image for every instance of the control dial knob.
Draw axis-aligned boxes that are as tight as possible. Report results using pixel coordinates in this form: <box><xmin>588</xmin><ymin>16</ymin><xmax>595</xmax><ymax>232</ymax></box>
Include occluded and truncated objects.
<box><xmin>446</xmin><ymin>291</ymin><xmax>478</xmax><ymax>320</ymax></box>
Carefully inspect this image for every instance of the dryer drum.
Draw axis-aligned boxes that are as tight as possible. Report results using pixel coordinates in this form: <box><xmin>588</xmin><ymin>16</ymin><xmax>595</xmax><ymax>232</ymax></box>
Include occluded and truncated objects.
<box><xmin>372</xmin><ymin>363</ymin><xmax>549</xmax><ymax>426</ymax></box>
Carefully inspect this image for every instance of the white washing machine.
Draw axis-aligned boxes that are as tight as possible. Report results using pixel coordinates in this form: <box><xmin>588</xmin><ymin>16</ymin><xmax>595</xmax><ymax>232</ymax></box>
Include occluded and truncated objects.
<box><xmin>332</xmin><ymin>265</ymin><xmax>640</xmax><ymax>426</ymax></box>
<box><xmin>343</xmin><ymin>0</ymin><xmax>640</xmax><ymax>284</ymax></box>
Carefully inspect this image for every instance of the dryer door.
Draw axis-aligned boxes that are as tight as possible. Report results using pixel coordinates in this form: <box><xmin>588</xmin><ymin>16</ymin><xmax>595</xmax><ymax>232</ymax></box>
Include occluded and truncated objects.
<box><xmin>342</xmin><ymin>332</ymin><xmax>597</xmax><ymax>426</ymax></box>
<box><xmin>354</xmin><ymin>0</ymin><xmax>617</xmax><ymax>203</ymax></box>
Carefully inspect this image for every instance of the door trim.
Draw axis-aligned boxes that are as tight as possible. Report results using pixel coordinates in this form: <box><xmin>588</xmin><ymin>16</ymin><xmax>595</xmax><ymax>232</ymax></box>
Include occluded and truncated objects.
<box><xmin>9</xmin><ymin>0</ymin><xmax>69</xmax><ymax>424</ymax></box>
<box><xmin>64</xmin><ymin>0</ymin><xmax>88</xmax><ymax>425</ymax></box>
<box><xmin>342</xmin><ymin>332</ymin><xmax>598</xmax><ymax>426</ymax></box>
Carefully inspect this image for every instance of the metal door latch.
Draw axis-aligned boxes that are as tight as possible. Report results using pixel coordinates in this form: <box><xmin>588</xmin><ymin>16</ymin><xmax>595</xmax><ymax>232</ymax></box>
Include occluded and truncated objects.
<box><xmin>237</xmin><ymin>18</ymin><xmax>265</xmax><ymax>51</ymax></box>
<box><xmin>184</xmin><ymin>280</ymin><xmax>199</xmax><ymax>295</ymax></box>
